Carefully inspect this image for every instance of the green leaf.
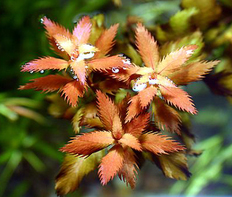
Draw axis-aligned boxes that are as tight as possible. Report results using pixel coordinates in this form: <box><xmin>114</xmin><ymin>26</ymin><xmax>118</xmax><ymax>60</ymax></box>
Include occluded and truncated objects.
<box><xmin>181</xmin><ymin>0</ymin><xmax>222</xmax><ymax>30</ymax></box>
<box><xmin>72</xmin><ymin>108</ymin><xmax>84</xmax><ymax>133</ymax></box>
<box><xmin>169</xmin><ymin>8</ymin><xmax>199</xmax><ymax>35</ymax></box>
<box><xmin>0</xmin><ymin>151</ymin><xmax>22</xmax><ymax>196</ymax></box>
<box><xmin>0</xmin><ymin>104</ymin><xmax>18</xmax><ymax>121</ymax></box>
<box><xmin>23</xmin><ymin>151</ymin><xmax>46</xmax><ymax>172</ymax></box>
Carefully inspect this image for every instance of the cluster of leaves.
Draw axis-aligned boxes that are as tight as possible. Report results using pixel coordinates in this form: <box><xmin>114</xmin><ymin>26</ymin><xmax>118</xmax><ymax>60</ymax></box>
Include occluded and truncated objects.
<box><xmin>19</xmin><ymin>11</ymin><xmax>221</xmax><ymax>196</ymax></box>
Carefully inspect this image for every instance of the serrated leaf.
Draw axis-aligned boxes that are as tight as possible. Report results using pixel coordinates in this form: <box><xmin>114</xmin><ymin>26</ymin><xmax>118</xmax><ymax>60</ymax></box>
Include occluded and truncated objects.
<box><xmin>119</xmin><ymin>133</ymin><xmax>142</xmax><ymax>151</ymax></box>
<box><xmin>125</xmin><ymin>113</ymin><xmax>150</xmax><ymax>138</ymax></box>
<box><xmin>19</xmin><ymin>75</ymin><xmax>72</xmax><ymax>93</ymax></box>
<box><xmin>53</xmin><ymin>34</ymin><xmax>76</xmax><ymax>57</ymax></box>
<box><xmin>98</xmin><ymin>145</ymin><xmax>124</xmax><ymax>185</ymax></box>
<box><xmin>140</xmin><ymin>132</ymin><xmax>185</xmax><ymax>155</ymax></box>
<box><xmin>42</xmin><ymin>16</ymin><xmax>71</xmax><ymax>39</ymax></box>
<box><xmin>160</xmin><ymin>86</ymin><xmax>197</xmax><ymax>114</ymax></box>
<box><xmin>118</xmin><ymin>148</ymin><xmax>138</xmax><ymax>189</ymax></box>
<box><xmin>152</xmin><ymin>98</ymin><xmax>181</xmax><ymax>133</ymax></box>
<box><xmin>70</xmin><ymin>60</ymin><xmax>86</xmax><ymax>85</ymax></box>
<box><xmin>61</xmin><ymin>80</ymin><xmax>84</xmax><ymax>107</ymax></box>
<box><xmin>169</xmin><ymin>60</ymin><xmax>219</xmax><ymax>85</ymax></box>
<box><xmin>60</xmin><ymin>131</ymin><xmax>114</xmax><ymax>156</ymax></box>
<box><xmin>157</xmin><ymin>45</ymin><xmax>198</xmax><ymax>75</ymax></box>
<box><xmin>126</xmin><ymin>94</ymin><xmax>142</xmax><ymax>123</ymax></box>
<box><xmin>95</xmin><ymin>24</ymin><xmax>119</xmax><ymax>58</ymax></box>
<box><xmin>55</xmin><ymin>152</ymin><xmax>103</xmax><ymax>196</ymax></box>
<box><xmin>138</xmin><ymin>86</ymin><xmax>157</xmax><ymax>108</ymax></box>
<box><xmin>153</xmin><ymin>152</ymin><xmax>191</xmax><ymax>180</ymax></box>
<box><xmin>89</xmin><ymin>55</ymin><xmax>125</xmax><ymax>71</ymax></box>
<box><xmin>73</xmin><ymin>16</ymin><xmax>92</xmax><ymax>46</ymax></box>
<box><xmin>21</xmin><ymin>57</ymin><xmax>68</xmax><ymax>72</ymax></box>
<box><xmin>96</xmin><ymin>90</ymin><xmax>120</xmax><ymax>131</ymax></box>
<box><xmin>135</xmin><ymin>23</ymin><xmax>159</xmax><ymax>69</ymax></box>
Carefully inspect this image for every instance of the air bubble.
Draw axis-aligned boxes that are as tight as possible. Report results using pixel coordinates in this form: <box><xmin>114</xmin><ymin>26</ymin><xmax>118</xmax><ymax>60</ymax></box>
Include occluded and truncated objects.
<box><xmin>71</xmin><ymin>56</ymin><xmax>75</xmax><ymax>61</ymax></box>
<box><xmin>118</xmin><ymin>53</ymin><xmax>125</xmax><ymax>57</ymax></box>
<box><xmin>149</xmin><ymin>76</ymin><xmax>158</xmax><ymax>85</ymax></box>
<box><xmin>186</xmin><ymin>50</ymin><xmax>193</xmax><ymax>55</ymax></box>
<box><xmin>112</xmin><ymin>67</ymin><xmax>119</xmax><ymax>73</ymax></box>
<box><xmin>40</xmin><ymin>17</ymin><xmax>44</xmax><ymax>24</ymax></box>
<box><xmin>132</xmin><ymin>82</ymin><xmax>147</xmax><ymax>92</ymax></box>
<box><xmin>122</xmin><ymin>59</ymin><xmax>131</xmax><ymax>65</ymax></box>
<box><xmin>40</xmin><ymin>70</ymin><xmax>45</xmax><ymax>74</ymax></box>
<box><xmin>81</xmin><ymin>52</ymin><xmax>95</xmax><ymax>59</ymax></box>
<box><xmin>30</xmin><ymin>71</ymin><xmax>34</xmax><ymax>74</ymax></box>
<box><xmin>73</xmin><ymin>75</ymin><xmax>78</xmax><ymax>80</ymax></box>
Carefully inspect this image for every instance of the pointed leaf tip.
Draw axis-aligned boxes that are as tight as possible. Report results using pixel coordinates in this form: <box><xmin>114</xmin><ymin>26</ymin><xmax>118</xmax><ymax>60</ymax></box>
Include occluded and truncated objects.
<box><xmin>98</xmin><ymin>145</ymin><xmax>124</xmax><ymax>185</ymax></box>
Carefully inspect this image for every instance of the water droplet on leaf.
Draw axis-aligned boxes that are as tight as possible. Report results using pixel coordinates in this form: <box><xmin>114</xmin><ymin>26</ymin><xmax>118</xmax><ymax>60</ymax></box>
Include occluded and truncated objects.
<box><xmin>132</xmin><ymin>82</ymin><xmax>147</xmax><ymax>92</ymax></box>
<box><xmin>112</xmin><ymin>67</ymin><xmax>119</xmax><ymax>73</ymax></box>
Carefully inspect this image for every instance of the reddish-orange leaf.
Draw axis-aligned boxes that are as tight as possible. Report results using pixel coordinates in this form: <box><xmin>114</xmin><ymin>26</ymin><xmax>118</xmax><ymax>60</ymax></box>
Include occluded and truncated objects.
<box><xmin>98</xmin><ymin>145</ymin><xmax>124</xmax><ymax>185</ymax></box>
<box><xmin>159</xmin><ymin>86</ymin><xmax>197</xmax><ymax>114</ymax></box>
<box><xmin>125</xmin><ymin>113</ymin><xmax>150</xmax><ymax>138</ymax></box>
<box><xmin>94</xmin><ymin>24</ymin><xmax>119</xmax><ymax>58</ymax></box>
<box><xmin>61</xmin><ymin>80</ymin><xmax>84</xmax><ymax>107</ymax></box>
<box><xmin>21</xmin><ymin>57</ymin><xmax>68</xmax><ymax>72</ymax></box>
<box><xmin>42</xmin><ymin>16</ymin><xmax>71</xmax><ymax>39</ymax></box>
<box><xmin>116</xmin><ymin>93</ymin><xmax>131</xmax><ymax>121</ymax></box>
<box><xmin>125</xmin><ymin>94</ymin><xmax>142</xmax><ymax>123</ymax></box>
<box><xmin>73</xmin><ymin>16</ymin><xmax>92</xmax><ymax>46</ymax></box>
<box><xmin>118</xmin><ymin>148</ymin><xmax>138</xmax><ymax>189</ymax></box>
<box><xmin>138</xmin><ymin>86</ymin><xmax>157</xmax><ymax>108</ymax></box>
<box><xmin>119</xmin><ymin>133</ymin><xmax>142</xmax><ymax>151</ymax></box>
<box><xmin>135</xmin><ymin>23</ymin><xmax>159</xmax><ymax>69</ymax></box>
<box><xmin>112</xmin><ymin>115</ymin><xmax>123</xmax><ymax>140</ymax></box>
<box><xmin>157</xmin><ymin>75</ymin><xmax>176</xmax><ymax>88</ymax></box>
<box><xmin>60</xmin><ymin>131</ymin><xmax>114</xmax><ymax>156</ymax></box>
<box><xmin>89</xmin><ymin>55</ymin><xmax>125</xmax><ymax>71</ymax></box>
<box><xmin>53</xmin><ymin>34</ymin><xmax>76</xmax><ymax>57</ymax></box>
<box><xmin>140</xmin><ymin>132</ymin><xmax>185</xmax><ymax>155</ymax></box>
<box><xmin>157</xmin><ymin>45</ymin><xmax>198</xmax><ymax>75</ymax></box>
<box><xmin>47</xmin><ymin>37</ymin><xmax>70</xmax><ymax>60</ymax></box>
<box><xmin>19</xmin><ymin>75</ymin><xmax>72</xmax><ymax>92</ymax></box>
<box><xmin>152</xmin><ymin>98</ymin><xmax>181</xmax><ymax>133</ymax></box>
<box><xmin>96</xmin><ymin>90</ymin><xmax>119</xmax><ymax>131</ymax></box>
<box><xmin>169</xmin><ymin>60</ymin><xmax>219</xmax><ymax>85</ymax></box>
<box><xmin>70</xmin><ymin>60</ymin><xmax>86</xmax><ymax>85</ymax></box>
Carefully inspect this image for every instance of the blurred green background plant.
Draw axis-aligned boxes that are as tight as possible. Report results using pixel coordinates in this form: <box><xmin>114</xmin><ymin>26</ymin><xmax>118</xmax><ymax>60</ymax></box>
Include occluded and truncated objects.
<box><xmin>1</xmin><ymin>0</ymin><xmax>232</xmax><ymax>196</ymax></box>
